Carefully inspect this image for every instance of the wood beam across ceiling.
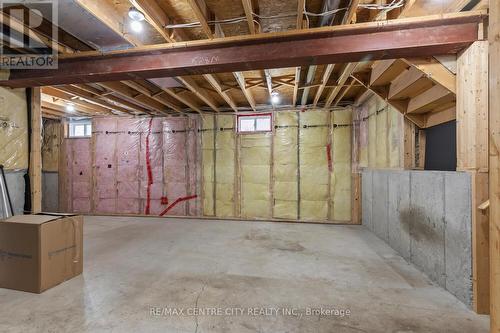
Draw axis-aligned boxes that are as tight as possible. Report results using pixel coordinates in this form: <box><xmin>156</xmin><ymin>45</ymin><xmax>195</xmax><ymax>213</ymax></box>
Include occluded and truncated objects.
<box><xmin>1</xmin><ymin>12</ymin><xmax>485</xmax><ymax>88</ymax></box>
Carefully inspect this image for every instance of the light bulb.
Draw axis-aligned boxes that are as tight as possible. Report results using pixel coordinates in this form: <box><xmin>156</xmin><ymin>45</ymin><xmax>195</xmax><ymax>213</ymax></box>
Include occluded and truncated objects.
<box><xmin>66</xmin><ymin>104</ymin><xmax>75</xmax><ymax>112</ymax></box>
<box><xmin>130</xmin><ymin>20</ymin><xmax>143</xmax><ymax>33</ymax></box>
<box><xmin>271</xmin><ymin>91</ymin><xmax>280</xmax><ymax>104</ymax></box>
<box><xmin>128</xmin><ymin>7</ymin><xmax>145</xmax><ymax>21</ymax></box>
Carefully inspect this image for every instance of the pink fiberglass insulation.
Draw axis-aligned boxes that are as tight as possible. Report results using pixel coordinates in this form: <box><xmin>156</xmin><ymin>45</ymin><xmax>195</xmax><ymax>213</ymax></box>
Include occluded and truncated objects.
<box><xmin>65</xmin><ymin>116</ymin><xmax>201</xmax><ymax>216</ymax></box>
<box><xmin>140</xmin><ymin>117</ymin><xmax>164</xmax><ymax>215</ymax></box>
<box><xmin>163</xmin><ymin>118</ymin><xmax>189</xmax><ymax>215</ymax></box>
<box><xmin>94</xmin><ymin>118</ymin><xmax>118</xmax><ymax>214</ymax></box>
<box><xmin>66</xmin><ymin>138</ymin><xmax>92</xmax><ymax>213</ymax></box>
<box><xmin>116</xmin><ymin>118</ymin><xmax>141</xmax><ymax>214</ymax></box>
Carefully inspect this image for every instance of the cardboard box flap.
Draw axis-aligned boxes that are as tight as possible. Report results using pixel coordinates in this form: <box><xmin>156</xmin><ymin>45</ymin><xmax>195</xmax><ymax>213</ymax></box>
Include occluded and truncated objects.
<box><xmin>3</xmin><ymin>215</ymin><xmax>64</xmax><ymax>225</ymax></box>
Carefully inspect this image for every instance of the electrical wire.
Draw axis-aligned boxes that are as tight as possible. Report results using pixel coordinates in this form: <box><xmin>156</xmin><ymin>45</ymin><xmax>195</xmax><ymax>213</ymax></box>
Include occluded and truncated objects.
<box><xmin>162</xmin><ymin>1</ymin><xmax>404</xmax><ymax>29</ymax></box>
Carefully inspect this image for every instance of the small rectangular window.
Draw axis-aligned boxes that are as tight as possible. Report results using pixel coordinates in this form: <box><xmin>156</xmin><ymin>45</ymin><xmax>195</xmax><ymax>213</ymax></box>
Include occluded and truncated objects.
<box><xmin>237</xmin><ymin>114</ymin><xmax>272</xmax><ymax>133</ymax></box>
<box><xmin>68</xmin><ymin>119</ymin><xmax>92</xmax><ymax>138</ymax></box>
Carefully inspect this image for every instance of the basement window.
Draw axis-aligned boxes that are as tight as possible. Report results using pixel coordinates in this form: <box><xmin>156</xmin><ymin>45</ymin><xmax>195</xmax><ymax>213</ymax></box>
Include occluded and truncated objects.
<box><xmin>68</xmin><ymin>119</ymin><xmax>92</xmax><ymax>138</ymax></box>
<box><xmin>237</xmin><ymin>114</ymin><xmax>272</xmax><ymax>133</ymax></box>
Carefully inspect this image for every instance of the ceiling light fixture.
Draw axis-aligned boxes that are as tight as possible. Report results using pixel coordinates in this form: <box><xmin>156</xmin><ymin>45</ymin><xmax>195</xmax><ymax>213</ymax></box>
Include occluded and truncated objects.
<box><xmin>128</xmin><ymin>7</ymin><xmax>145</xmax><ymax>22</ymax></box>
<box><xmin>130</xmin><ymin>20</ymin><xmax>143</xmax><ymax>33</ymax></box>
<box><xmin>66</xmin><ymin>104</ymin><xmax>75</xmax><ymax>112</ymax></box>
<box><xmin>271</xmin><ymin>90</ymin><xmax>280</xmax><ymax>104</ymax></box>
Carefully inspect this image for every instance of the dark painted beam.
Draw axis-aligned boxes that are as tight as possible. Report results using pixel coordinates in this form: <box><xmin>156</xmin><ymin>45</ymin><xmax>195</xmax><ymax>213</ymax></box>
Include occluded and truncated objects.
<box><xmin>0</xmin><ymin>12</ymin><xmax>485</xmax><ymax>88</ymax></box>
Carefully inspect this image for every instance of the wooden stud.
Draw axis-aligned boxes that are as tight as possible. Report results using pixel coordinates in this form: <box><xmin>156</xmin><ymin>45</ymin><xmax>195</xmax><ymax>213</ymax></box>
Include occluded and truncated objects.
<box><xmin>471</xmin><ymin>171</ymin><xmax>490</xmax><ymax>314</ymax></box>
<box><xmin>403</xmin><ymin>118</ymin><xmax>416</xmax><ymax>169</ymax></box>
<box><xmin>490</xmin><ymin>0</ymin><xmax>500</xmax><ymax>327</ymax></box>
<box><xmin>456</xmin><ymin>41</ymin><xmax>489</xmax><ymax>172</ymax></box>
<box><xmin>29</xmin><ymin>88</ymin><xmax>42</xmax><ymax>213</ymax></box>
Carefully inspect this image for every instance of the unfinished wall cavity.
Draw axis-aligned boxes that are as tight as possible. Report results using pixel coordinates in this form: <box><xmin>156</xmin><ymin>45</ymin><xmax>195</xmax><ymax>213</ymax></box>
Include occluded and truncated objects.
<box><xmin>201</xmin><ymin>109</ymin><xmax>354</xmax><ymax>223</ymax></box>
<box><xmin>362</xmin><ymin>169</ymin><xmax>473</xmax><ymax>307</ymax></box>
<box><xmin>60</xmin><ymin>116</ymin><xmax>200</xmax><ymax>216</ymax></box>
<box><xmin>59</xmin><ymin>109</ymin><xmax>355</xmax><ymax>223</ymax></box>
<box><xmin>273</xmin><ymin>112</ymin><xmax>298</xmax><ymax>220</ymax></box>
<box><xmin>42</xmin><ymin>119</ymin><xmax>61</xmax><ymax>212</ymax></box>
<box><xmin>0</xmin><ymin>87</ymin><xmax>28</xmax><ymax>217</ymax></box>
<box><xmin>354</xmin><ymin>95</ymin><xmax>404</xmax><ymax>169</ymax></box>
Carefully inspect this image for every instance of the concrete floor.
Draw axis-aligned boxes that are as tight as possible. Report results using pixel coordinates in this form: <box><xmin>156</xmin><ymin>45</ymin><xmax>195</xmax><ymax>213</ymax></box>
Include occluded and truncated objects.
<box><xmin>0</xmin><ymin>216</ymin><xmax>489</xmax><ymax>333</ymax></box>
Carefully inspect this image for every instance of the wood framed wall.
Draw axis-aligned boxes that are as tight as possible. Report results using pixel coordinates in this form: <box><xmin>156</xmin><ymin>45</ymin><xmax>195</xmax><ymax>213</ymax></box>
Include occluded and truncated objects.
<box><xmin>29</xmin><ymin>88</ymin><xmax>42</xmax><ymax>213</ymax></box>
<box><xmin>489</xmin><ymin>0</ymin><xmax>500</xmax><ymax>329</ymax></box>
<box><xmin>456</xmin><ymin>41</ymin><xmax>489</xmax><ymax>314</ymax></box>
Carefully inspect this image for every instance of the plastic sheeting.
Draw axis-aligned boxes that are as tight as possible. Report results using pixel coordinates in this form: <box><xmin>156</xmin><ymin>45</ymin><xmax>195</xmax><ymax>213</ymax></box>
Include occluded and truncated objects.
<box><xmin>273</xmin><ymin>111</ymin><xmax>298</xmax><ymax>219</ymax></box>
<box><xmin>61</xmin><ymin>116</ymin><xmax>200</xmax><ymax>216</ymax></box>
<box><xmin>331</xmin><ymin>110</ymin><xmax>352</xmax><ymax>221</ymax></box>
<box><xmin>42</xmin><ymin>119</ymin><xmax>60</xmax><ymax>172</ymax></box>
<box><xmin>240</xmin><ymin>132</ymin><xmax>272</xmax><ymax>219</ymax></box>
<box><xmin>201</xmin><ymin>115</ymin><xmax>215</xmax><ymax>216</ymax></box>
<box><xmin>0</xmin><ymin>88</ymin><xmax>28</xmax><ymax>170</ymax></box>
<box><xmin>63</xmin><ymin>138</ymin><xmax>92</xmax><ymax>214</ymax></box>
<box><xmin>215</xmin><ymin>115</ymin><xmax>236</xmax><ymax>217</ymax></box>
<box><xmin>163</xmin><ymin>117</ymin><xmax>200</xmax><ymax>216</ymax></box>
<box><xmin>299</xmin><ymin>110</ymin><xmax>330</xmax><ymax>221</ymax></box>
<box><xmin>355</xmin><ymin>94</ymin><xmax>403</xmax><ymax>169</ymax></box>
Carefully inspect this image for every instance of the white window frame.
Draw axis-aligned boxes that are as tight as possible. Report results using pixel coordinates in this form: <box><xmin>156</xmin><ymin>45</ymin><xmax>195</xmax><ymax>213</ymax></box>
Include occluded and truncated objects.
<box><xmin>68</xmin><ymin>119</ymin><xmax>92</xmax><ymax>138</ymax></box>
<box><xmin>237</xmin><ymin>113</ymin><xmax>273</xmax><ymax>134</ymax></box>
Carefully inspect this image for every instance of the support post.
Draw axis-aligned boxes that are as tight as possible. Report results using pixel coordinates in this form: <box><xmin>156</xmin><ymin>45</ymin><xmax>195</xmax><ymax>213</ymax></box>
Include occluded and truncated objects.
<box><xmin>29</xmin><ymin>87</ymin><xmax>42</xmax><ymax>213</ymax></box>
<box><xmin>489</xmin><ymin>0</ymin><xmax>500</xmax><ymax>329</ymax></box>
<box><xmin>457</xmin><ymin>41</ymin><xmax>490</xmax><ymax>314</ymax></box>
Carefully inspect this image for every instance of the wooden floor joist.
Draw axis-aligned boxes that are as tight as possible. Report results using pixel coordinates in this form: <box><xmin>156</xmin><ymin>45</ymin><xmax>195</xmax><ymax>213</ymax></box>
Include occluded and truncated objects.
<box><xmin>0</xmin><ymin>12</ymin><xmax>485</xmax><ymax>88</ymax></box>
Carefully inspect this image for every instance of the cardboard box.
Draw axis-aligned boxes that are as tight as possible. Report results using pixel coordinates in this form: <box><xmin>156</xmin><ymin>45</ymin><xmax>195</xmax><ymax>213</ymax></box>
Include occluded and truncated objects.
<box><xmin>0</xmin><ymin>214</ymin><xmax>83</xmax><ymax>293</ymax></box>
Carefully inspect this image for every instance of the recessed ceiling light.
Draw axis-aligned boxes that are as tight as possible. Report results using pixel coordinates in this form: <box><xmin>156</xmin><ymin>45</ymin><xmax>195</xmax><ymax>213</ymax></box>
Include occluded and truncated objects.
<box><xmin>130</xmin><ymin>20</ymin><xmax>143</xmax><ymax>33</ymax></box>
<box><xmin>128</xmin><ymin>7</ymin><xmax>145</xmax><ymax>21</ymax></box>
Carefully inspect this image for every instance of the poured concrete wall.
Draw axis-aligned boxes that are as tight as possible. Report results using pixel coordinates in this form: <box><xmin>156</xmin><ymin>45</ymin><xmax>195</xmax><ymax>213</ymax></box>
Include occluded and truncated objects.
<box><xmin>362</xmin><ymin>169</ymin><xmax>472</xmax><ymax>307</ymax></box>
<box><xmin>42</xmin><ymin>172</ymin><xmax>58</xmax><ymax>212</ymax></box>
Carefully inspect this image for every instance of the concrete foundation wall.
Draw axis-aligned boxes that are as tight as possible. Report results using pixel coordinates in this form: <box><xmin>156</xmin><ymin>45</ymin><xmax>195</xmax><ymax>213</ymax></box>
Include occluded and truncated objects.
<box><xmin>42</xmin><ymin>172</ymin><xmax>59</xmax><ymax>212</ymax></box>
<box><xmin>362</xmin><ymin>169</ymin><xmax>472</xmax><ymax>307</ymax></box>
<box><xmin>0</xmin><ymin>170</ymin><xmax>25</xmax><ymax>218</ymax></box>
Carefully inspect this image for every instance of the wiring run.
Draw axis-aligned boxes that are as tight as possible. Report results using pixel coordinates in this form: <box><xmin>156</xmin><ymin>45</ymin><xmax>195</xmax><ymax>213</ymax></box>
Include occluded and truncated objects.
<box><xmin>163</xmin><ymin>0</ymin><xmax>405</xmax><ymax>29</ymax></box>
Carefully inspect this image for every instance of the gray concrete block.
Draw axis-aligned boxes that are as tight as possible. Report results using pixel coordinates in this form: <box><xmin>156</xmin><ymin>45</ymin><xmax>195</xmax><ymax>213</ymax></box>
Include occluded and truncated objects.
<box><xmin>409</xmin><ymin>171</ymin><xmax>446</xmax><ymax>287</ymax></box>
<box><xmin>0</xmin><ymin>170</ymin><xmax>25</xmax><ymax>217</ymax></box>
<box><xmin>444</xmin><ymin>172</ymin><xmax>472</xmax><ymax>306</ymax></box>
<box><xmin>372</xmin><ymin>171</ymin><xmax>389</xmax><ymax>242</ymax></box>
<box><xmin>388</xmin><ymin>171</ymin><xmax>411</xmax><ymax>260</ymax></box>
<box><xmin>362</xmin><ymin>169</ymin><xmax>373</xmax><ymax>230</ymax></box>
<box><xmin>43</xmin><ymin>172</ymin><xmax>59</xmax><ymax>212</ymax></box>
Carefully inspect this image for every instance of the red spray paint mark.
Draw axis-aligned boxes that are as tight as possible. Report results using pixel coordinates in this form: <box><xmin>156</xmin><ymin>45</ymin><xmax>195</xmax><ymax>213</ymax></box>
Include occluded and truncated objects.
<box><xmin>144</xmin><ymin>118</ymin><xmax>153</xmax><ymax>215</ymax></box>
<box><xmin>326</xmin><ymin>143</ymin><xmax>333</xmax><ymax>172</ymax></box>
<box><xmin>159</xmin><ymin>195</ymin><xmax>198</xmax><ymax>217</ymax></box>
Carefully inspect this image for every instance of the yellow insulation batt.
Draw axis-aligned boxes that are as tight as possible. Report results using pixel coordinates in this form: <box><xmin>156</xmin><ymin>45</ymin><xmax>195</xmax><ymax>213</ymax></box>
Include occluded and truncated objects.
<box><xmin>331</xmin><ymin>109</ymin><xmax>352</xmax><ymax>221</ymax></box>
<box><xmin>215</xmin><ymin>115</ymin><xmax>236</xmax><ymax>217</ymax></box>
<box><xmin>0</xmin><ymin>88</ymin><xmax>28</xmax><ymax>170</ymax></box>
<box><xmin>201</xmin><ymin>115</ymin><xmax>215</xmax><ymax>216</ymax></box>
<box><xmin>367</xmin><ymin>97</ymin><xmax>377</xmax><ymax>168</ymax></box>
<box><xmin>299</xmin><ymin>110</ymin><xmax>329</xmax><ymax>221</ymax></box>
<box><xmin>388</xmin><ymin>106</ymin><xmax>403</xmax><ymax>168</ymax></box>
<box><xmin>273</xmin><ymin>111</ymin><xmax>298</xmax><ymax>219</ymax></box>
<box><xmin>357</xmin><ymin>95</ymin><xmax>404</xmax><ymax>169</ymax></box>
<box><xmin>42</xmin><ymin>119</ymin><xmax>60</xmax><ymax>172</ymax></box>
<box><xmin>375</xmin><ymin>99</ymin><xmax>389</xmax><ymax>168</ymax></box>
<box><xmin>240</xmin><ymin>132</ymin><xmax>272</xmax><ymax>219</ymax></box>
